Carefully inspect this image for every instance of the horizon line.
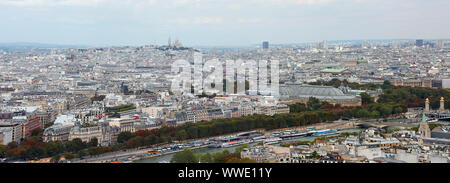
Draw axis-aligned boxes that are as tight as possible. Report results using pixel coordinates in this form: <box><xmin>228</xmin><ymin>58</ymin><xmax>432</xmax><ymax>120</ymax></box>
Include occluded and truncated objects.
<box><xmin>0</xmin><ymin>38</ymin><xmax>449</xmax><ymax>49</ymax></box>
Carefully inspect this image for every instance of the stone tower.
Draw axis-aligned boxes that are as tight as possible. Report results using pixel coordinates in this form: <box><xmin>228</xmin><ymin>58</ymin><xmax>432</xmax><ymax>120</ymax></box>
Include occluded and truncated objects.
<box><xmin>425</xmin><ymin>98</ymin><xmax>430</xmax><ymax>112</ymax></box>
<box><xmin>418</xmin><ymin>112</ymin><xmax>431</xmax><ymax>138</ymax></box>
<box><xmin>440</xmin><ymin>97</ymin><xmax>445</xmax><ymax>111</ymax></box>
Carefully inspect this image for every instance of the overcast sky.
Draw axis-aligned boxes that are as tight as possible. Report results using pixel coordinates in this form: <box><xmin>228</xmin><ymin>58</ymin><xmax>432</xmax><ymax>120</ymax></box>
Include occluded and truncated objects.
<box><xmin>0</xmin><ymin>0</ymin><xmax>449</xmax><ymax>47</ymax></box>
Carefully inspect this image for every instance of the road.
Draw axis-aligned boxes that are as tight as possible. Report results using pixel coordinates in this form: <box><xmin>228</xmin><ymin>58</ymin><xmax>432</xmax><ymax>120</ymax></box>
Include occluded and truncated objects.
<box><xmin>71</xmin><ymin>119</ymin><xmax>422</xmax><ymax>163</ymax></box>
<box><xmin>354</xmin><ymin>119</ymin><xmax>420</xmax><ymax>129</ymax></box>
<box><xmin>72</xmin><ymin>120</ymin><xmax>355</xmax><ymax>163</ymax></box>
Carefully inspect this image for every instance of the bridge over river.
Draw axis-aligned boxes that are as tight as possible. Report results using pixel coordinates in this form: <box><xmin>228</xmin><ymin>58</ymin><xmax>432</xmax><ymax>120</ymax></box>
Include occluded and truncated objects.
<box><xmin>352</xmin><ymin>118</ymin><xmax>449</xmax><ymax>129</ymax></box>
<box><xmin>426</xmin><ymin>111</ymin><xmax>450</xmax><ymax>121</ymax></box>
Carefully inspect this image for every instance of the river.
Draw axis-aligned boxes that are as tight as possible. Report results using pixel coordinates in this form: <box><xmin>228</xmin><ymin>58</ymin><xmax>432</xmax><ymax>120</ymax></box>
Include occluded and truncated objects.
<box><xmin>135</xmin><ymin>128</ymin><xmax>362</xmax><ymax>163</ymax></box>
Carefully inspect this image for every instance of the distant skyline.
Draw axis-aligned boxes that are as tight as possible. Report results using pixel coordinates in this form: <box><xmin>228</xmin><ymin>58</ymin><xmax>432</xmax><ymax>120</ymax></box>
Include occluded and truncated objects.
<box><xmin>1</xmin><ymin>39</ymin><xmax>445</xmax><ymax>50</ymax></box>
<box><xmin>0</xmin><ymin>0</ymin><xmax>449</xmax><ymax>47</ymax></box>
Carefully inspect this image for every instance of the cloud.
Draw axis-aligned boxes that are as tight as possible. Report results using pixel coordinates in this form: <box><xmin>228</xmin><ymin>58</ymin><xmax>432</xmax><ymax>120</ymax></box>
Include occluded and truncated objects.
<box><xmin>193</xmin><ymin>17</ymin><xmax>222</xmax><ymax>24</ymax></box>
<box><xmin>0</xmin><ymin>0</ymin><xmax>102</xmax><ymax>7</ymax></box>
<box><xmin>237</xmin><ymin>18</ymin><xmax>262</xmax><ymax>24</ymax></box>
<box><xmin>0</xmin><ymin>0</ymin><xmax>448</xmax><ymax>46</ymax></box>
<box><xmin>249</xmin><ymin>0</ymin><xmax>335</xmax><ymax>6</ymax></box>
<box><xmin>0</xmin><ymin>0</ymin><xmax>156</xmax><ymax>7</ymax></box>
<box><xmin>168</xmin><ymin>18</ymin><xmax>190</xmax><ymax>24</ymax></box>
<box><xmin>0</xmin><ymin>0</ymin><xmax>343</xmax><ymax>9</ymax></box>
<box><xmin>0</xmin><ymin>0</ymin><xmax>45</xmax><ymax>6</ymax></box>
<box><xmin>169</xmin><ymin>17</ymin><xmax>223</xmax><ymax>25</ymax></box>
<box><xmin>170</xmin><ymin>0</ymin><xmax>195</xmax><ymax>7</ymax></box>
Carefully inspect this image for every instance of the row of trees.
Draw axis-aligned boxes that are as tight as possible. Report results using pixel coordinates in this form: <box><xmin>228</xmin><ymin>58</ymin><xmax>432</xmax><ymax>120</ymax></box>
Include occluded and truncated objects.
<box><xmin>105</xmin><ymin>104</ymin><xmax>136</xmax><ymax>118</ymax></box>
<box><xmin>105</xmin><ymin>104</ymin><xmax>136</xmax><ymax>113</ymax></box>
<box><xmin>342</xmin><ymin>103</ymin><xmax>406</xmax><ymax>119</ymax></box>
<box><xmin>113</xmin><ymin>81</ymin><xmax>448</xmax><ymax>157</ymax></box>
<box><xmin>289</xmin><ymin>97</ymin><xmax>339</xmax><ymax>113</ymax></box>
<box><xmin>114</xmin><ymin>108</ymin><xmax>340</xmax><ymax>151</ymax></box>
<box><xmin>289</xmin><ymin>96</ymin><xmax>406</xmax><ymax>120</ymax></box>
<box><xmin>5</xmin><ymin>81</ymin><xmax>448</xmax><ymax>161</ymax></box>
<box><xmin>115</xmin><ymin>96</ymin><xmax>408</xmax><ymax>152</ymax></box>
<box><xmin>178</xmin><ymin>111</ymin><xmax>339</xmax><ymax>140</ymax></box>
<box><xmin>90</xmin><ymin>95</ymin><xmax>106</xmax><ymax>102</ymax></box>
<box><xmin>377</xmin><ymin>86</ymin><xmax>450</xmax><ymax>108</ymax></box>
<box><xmin>170</xmin><ymin>144</ymin><xmax>256</xmax><ymax>163</ymax></box>
<box><xmin>134</xmin><ymin>90</ymin><xmax>155</xmax><ymax>95</ymax></box>
<box><xmin>312</xmin><ymin>79</ymin><xmax>450</xmax><ymax>109</ymax></box>
<box><xmin>116</xmin><ymin>130</ymin><xmax>174</xmax><ymax>149</ymax></box>
<box><xmin>309</xmin><ymin>78</ymin><xmax>386</xmax><ymax>90</ymax></box>
<box><xmin>1</xmin><ymin>133</ymin><xmax>119</xmax><ymax>161</ymax></box>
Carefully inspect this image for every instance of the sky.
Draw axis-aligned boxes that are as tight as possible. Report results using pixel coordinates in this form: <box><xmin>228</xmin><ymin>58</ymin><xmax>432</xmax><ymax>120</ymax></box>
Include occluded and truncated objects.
<box><xmin>0</xmin><ymin>0</ymin><xmax>449</xmax><ymax>47</ymax></box>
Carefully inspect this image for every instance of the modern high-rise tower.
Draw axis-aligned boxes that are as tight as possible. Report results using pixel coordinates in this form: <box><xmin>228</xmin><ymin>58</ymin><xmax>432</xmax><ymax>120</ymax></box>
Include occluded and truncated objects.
<box><xmin>262</xmin><ymin>41</ymin><xmax>269</xmax><ymax>49</ymax></box>
<box><xmin>416</xmin><ymin>39</ymin><xmax>424</xmax><ymax>47</ymax></box>
<box><xmin>168</xmin><ymin>37</ymin><xmax>172</xmax><ymax>47</ymax></box>
<box><xmin>436</xmin><ymin>39</ymin><xmax>445</xmax><ymax>49</ymax></box>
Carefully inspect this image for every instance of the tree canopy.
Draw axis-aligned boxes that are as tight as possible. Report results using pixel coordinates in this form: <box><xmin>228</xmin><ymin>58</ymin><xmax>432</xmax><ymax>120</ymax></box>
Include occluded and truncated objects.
<box><xmin>170</xmin><ymin>149</ymin><xmax>198</xmax><ymax>163</ymax></box>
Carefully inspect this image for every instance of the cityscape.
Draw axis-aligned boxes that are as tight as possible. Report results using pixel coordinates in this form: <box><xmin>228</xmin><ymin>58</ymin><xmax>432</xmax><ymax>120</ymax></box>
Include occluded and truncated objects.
<box><xmin>0</xmin><ymin>38</ymin><xmax>449</xmax><ymax>164</ymax></box>
<box><xmin>0</xmin><ymin>0</ymin><xmax>449</xmax><ymax>165</ymax></box>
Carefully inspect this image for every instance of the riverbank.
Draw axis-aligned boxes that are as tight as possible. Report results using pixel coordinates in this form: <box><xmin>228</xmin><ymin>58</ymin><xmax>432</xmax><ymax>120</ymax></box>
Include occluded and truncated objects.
<box><xmin>72</xmin><ymin>120</ymin><xmax>357</xmax><ymax>163</ymax></box>
<box><xmin>135</xmin><ymin>128</ymin><xmax>362</xmax><ymax>163</ymax></box>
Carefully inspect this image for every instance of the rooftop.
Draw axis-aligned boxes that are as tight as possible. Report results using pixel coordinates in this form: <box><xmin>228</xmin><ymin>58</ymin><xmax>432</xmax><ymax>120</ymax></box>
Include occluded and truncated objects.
<box><xmin>280</xmin><ymin>83</ymin><xmax>357</xmax><ymax>100</ymax></box>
